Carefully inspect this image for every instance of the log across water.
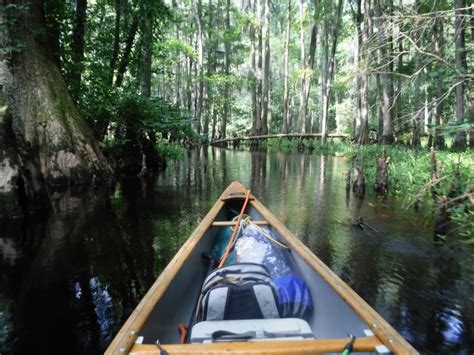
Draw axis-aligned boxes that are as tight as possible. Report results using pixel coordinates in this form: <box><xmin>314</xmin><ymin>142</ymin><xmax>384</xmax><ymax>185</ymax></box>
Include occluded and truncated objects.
<box><xmin>211</xmin><ymin>133</ymin><xmax>349</xmax><ymax>146</ymax></box>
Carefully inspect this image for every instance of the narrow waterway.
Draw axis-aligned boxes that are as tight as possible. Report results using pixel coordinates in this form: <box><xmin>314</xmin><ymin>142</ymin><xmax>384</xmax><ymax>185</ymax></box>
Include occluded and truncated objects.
<box><xmin>1</xmin><ymin>148</ymin><xmax>473</xmax><ymax>354</ymax></box>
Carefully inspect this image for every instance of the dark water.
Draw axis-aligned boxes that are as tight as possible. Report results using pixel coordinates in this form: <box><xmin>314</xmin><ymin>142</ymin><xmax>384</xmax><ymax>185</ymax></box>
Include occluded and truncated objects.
<box><xmin>0</xmin><ymin>148</ymin><xmax>473</xmax><ymax>354</ymax></box>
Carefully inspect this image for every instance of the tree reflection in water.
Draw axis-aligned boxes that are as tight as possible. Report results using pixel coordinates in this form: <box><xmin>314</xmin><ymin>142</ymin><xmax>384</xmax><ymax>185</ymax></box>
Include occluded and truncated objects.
<box><xmin>0</xmin><ymin>147</ymin><xmax>472</xmax><ymax>354</ymax></box>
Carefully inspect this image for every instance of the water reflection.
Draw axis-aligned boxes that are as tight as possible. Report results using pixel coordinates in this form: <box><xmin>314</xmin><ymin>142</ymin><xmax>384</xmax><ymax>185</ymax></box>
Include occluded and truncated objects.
<box><xmin>0</xmin><ymin>147</ymin><xmax>473</xmax><ymax>354</ymax></box>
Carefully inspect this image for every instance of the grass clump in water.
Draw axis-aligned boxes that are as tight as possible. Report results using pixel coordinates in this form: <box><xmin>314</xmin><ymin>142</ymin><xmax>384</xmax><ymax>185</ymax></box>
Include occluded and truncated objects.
<box><xmin>264</xmin><ymin>138</ymin><xmax>474</xmax><ymax>241</ymax></box>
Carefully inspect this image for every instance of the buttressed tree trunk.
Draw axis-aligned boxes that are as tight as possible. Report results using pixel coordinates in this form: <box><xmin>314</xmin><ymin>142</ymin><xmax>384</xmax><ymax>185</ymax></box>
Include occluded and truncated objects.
<box><xmin>0</xmin><ymin>0</ymin><xmax>112</xmax><ymax>218</ymax></box>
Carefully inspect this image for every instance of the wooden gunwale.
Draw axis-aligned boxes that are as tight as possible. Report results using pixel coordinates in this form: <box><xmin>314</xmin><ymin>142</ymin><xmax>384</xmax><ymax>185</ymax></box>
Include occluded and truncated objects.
<box><xmin>105</xmin><ymin>191</ymin><xmax>227</xmax><ymax>354</ymax></box>
<box><xmin>129</xmin><ymin>336</ymin><xmax>381</xmax><ymax>354</ymax></box>
<box><xmin>249</xmin><ymin>198</ymin><xmax>418</xmax><ymax>354</ymax></box>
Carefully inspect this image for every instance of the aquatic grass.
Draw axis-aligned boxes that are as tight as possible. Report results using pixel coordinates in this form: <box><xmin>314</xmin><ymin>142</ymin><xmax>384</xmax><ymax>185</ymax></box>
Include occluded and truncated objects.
<box><xmin>262</xmin><ymin>138</ymin><xmax>474</xmax><ymax>239</ymax></box>
<box><xmin>355</xmin><ymin>145</ymin><xmax>472</xmax><ymax>200</ymax></box>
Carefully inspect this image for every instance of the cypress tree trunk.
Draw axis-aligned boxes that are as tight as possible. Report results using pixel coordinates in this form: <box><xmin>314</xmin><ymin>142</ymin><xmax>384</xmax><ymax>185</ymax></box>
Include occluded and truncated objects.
<box><xmin>452</xmin><ymin>0</ymin><xmax>467</xmax><ymax>151</ymax></box>
<box><xmin>353</xmin><ymin>0</ymin><xmax>363</xmax><ymax>141</ymax></box>
<box><xmin>433</xmin><ymin>16</ymin><xmax>446</xmax><ymax>149</ymax></box>
<box><xmin>301</xmin><ymin>1</ymin><xmax>319</xmax><ymax>133</ymax></box>
<box><xmin>114</xmin><ymin>11</ymin><xmax>140</xmax><ymax>88</ymax></box>
<box><xmin>250</xmin><ymin>0</ymin><xmax>258</xmax><ymax>136</ymax></box>
<box><xmin>0</xmin><ymin>0</ymin><xmax>112</xmax><ymax>218</ymax></box>
<box><xmin>297</xmin><ymin>0</ymin><xmax>305</xmax><ymax>132</ymax></box>
<box><xmin>261</xmin><ymin>0</ymin><xmax>270</xmax><ymax>134</ymax></box>
<box><xmin>222</xmin><ymin>0</ymin><xmax>231</xmax><ymax>139</ymax></box>
<box><xmin>109</xmin><ymin>0</ymin><xmax>122</xmax><ymax>85</ymax></box>
<box><xmin>320</xmin><ymin>16</ymin><xmax>329</xmax><ymax>137</ymax></box>
<box><xmin>173</xmin><ymin>0</ymin><xmax>182</xmax><ymax>108</ymax></box>
<box><xmin>139</xmin><ymin>7</ymin><xmax>153</xmax><ymax>98</ymax></box>
<box><xmin>376</xmin><ymin>51</ymin><xmax>383</xmax><ymax>143</ymax></box>
<box><xmin>412</xmin><ymin>0</ymin><xmax>421</xmax><ymax>148</ymax></box>
<box><xmin>195</xmin><ymin>0</ymin><xmax>204</xmax><ymax>135</ymax></box>
<box><xmin>358</xmin><ymin>0</ymin><xmax>370</xmax><ymax>145</ymax></box>
<box><xmin>186</xmin><ymin>32</ymin><xmax>193</xmax><ymax>114</ymax></box>
<box><xmin>321</xmin><ymin>0</ymin><xmax>342</xmax><ymax>141</ymax></box>
<box><xmin>282</xmin><ymin>0</ymin><xmax>291</xmax><ymax>134</ymax></box>
<box><xmin>376</xmin><ymin>0</ymin><xmax>393</xmax><ymax>144</ymax></box>
<box><xmin>254</xmin><ymin>0</ymin><xmax>263</xmax><ymax>135</ymax></box>
<box><xmin>68</xmin><ymin>0</ymin><xmax>87</xmax><ymax>101</ymax></box>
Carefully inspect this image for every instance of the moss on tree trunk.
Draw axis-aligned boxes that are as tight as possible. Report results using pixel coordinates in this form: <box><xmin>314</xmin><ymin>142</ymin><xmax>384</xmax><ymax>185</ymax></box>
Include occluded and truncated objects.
<box><xmin>0</xmin><ymin>0</ymin><xmax>112</xmax><ymax>218</ymax></box>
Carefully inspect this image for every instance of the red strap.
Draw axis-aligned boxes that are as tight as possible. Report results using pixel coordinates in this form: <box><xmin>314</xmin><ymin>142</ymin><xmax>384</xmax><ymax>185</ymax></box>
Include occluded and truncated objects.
<box><xmin>218</xmin><ymin>189</ymin><xmax>251</xmax><ymax>268</ymax></box>
<box><xmin>179</xmin><ymin>323</ymin><xmax>188</xmax><ymax>344</ymax></box>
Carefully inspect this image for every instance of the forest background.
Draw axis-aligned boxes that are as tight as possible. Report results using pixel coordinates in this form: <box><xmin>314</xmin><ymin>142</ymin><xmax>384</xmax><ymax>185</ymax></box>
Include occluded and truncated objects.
<box><xmin>0</xmin><ymin>0</ymin><xmax>472</xmax><ymax>238</ymax></box>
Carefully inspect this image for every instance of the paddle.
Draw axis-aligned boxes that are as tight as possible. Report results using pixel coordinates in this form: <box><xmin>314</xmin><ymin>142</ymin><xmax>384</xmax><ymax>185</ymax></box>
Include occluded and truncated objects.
<box><xmin>218</xmin><ymin>189</ymin><xmax>251</xmax><ymax>268</ymax></box>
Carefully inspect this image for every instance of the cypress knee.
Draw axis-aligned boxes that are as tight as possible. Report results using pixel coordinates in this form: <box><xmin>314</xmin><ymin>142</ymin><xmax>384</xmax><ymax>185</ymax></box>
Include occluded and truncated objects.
<box><xmin>352</xmin><ymin>159</ymin><xmax>365</xmax><ymax>197</ymax></box>
<box><xmin>375</xmin><ymin>152</ymin><xmax>390</xmax><ymax>196</ymax></box>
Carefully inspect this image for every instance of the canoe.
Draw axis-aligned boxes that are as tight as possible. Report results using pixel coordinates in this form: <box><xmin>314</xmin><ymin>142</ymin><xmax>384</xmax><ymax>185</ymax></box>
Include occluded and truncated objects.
<box><xmin>106</xmin><ymin>181</ymin><xmax>418</xmax><ymax>354</ymax></box>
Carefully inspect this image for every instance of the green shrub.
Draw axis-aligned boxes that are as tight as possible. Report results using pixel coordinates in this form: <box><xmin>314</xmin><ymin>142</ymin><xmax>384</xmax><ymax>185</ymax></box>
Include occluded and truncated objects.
<box><xmin>156</xmin><ymin>139</ymin><xmax>185</xmax><ymax>160</ymax></box>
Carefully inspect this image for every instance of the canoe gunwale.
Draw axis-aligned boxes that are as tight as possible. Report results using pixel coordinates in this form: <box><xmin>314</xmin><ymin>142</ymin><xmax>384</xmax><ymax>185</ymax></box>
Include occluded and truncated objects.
<box><xmin>105</xmin><ymin>195</ymin><xmax>227</xmax><ymax>354</ymax></box>
<box><xmin>249</xmin><ymin>198</ymin><xmax>418</xmax><ymax>354</ymax></box>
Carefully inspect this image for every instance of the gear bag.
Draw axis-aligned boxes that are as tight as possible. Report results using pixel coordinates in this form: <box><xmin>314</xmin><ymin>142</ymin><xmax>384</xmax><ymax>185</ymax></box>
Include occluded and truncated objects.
<box><xmin>234</xmin><ymin>224</ymin><xmax>313</xmax><ymax>320</ymax></box>
<box><xmin>196</xmin><ymin>263</ymin><xmax>281</xmax><ymax>322</ymax></box>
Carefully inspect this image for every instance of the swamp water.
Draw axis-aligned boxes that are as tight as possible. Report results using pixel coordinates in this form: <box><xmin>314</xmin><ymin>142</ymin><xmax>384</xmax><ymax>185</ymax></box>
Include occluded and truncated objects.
<box><xmin>0</xmin><ymin>147</ymin><xmax>473</xmax><ymax>354</ymax></box>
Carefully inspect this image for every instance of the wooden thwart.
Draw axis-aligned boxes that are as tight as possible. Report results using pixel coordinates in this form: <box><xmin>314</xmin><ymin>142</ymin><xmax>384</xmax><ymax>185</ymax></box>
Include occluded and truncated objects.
<box><xmin>129</xmin><ymin>336</ymin><xmax>382</xmax><ymax>354</ymax></box>
<box><xmin>212</xmin><ymin>221</ymin><xmax>268</xmax><ymax>227</ymax></box>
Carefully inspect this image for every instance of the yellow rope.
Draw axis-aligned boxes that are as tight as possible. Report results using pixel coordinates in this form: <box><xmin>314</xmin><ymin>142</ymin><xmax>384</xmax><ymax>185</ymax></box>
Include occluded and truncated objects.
<box><xmin>245</xmin><ymin>217</ymin><xmax>290</xmax><ymax>250</ymax></box>
<box><xmin>257</xmin><ymin>227</ymin><xmax>290</xmax><ymax>249</ymax></box>
<box><xmin>229</xmin><ymin>215</ymin><xmax>290</xmax><ymax>250</ymax></box>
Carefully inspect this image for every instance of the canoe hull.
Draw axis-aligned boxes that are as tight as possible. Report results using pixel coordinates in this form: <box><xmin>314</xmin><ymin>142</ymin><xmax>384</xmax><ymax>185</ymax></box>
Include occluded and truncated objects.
<box><xmin>106</xmin><ymin>182</ymin><xmax>417</xmax><ymax>354</ymax></box>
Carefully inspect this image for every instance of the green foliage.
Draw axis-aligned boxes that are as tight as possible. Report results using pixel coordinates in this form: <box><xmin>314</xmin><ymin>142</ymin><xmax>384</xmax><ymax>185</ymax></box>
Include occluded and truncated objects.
<box><xmin>160</xmin><ymin>39</ymin><xmax>198</xmax><ymax>61</ymax></box>
<box><xmin>114</xmin><ymin>93</ymin><xmax>196</xmax><ymax>139</ymax></box>
<box><xmin>0</xmin><ymin>2</ymin><xmax>30</xmax><ymax>55</ymax></box>
<box><xmin>37</xmin><ymin>0</ymin><xmax>473</xmax><ymax>152</ymax></box>
<box><xmin>451</xmin><ymin>208</ymin><xmax>474</xmax><ymax>242</ymax></box>
<box><xmin>155</xmin><ymin>139</ymin><xmax>185</xmax><ymax>160</ymax></box>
